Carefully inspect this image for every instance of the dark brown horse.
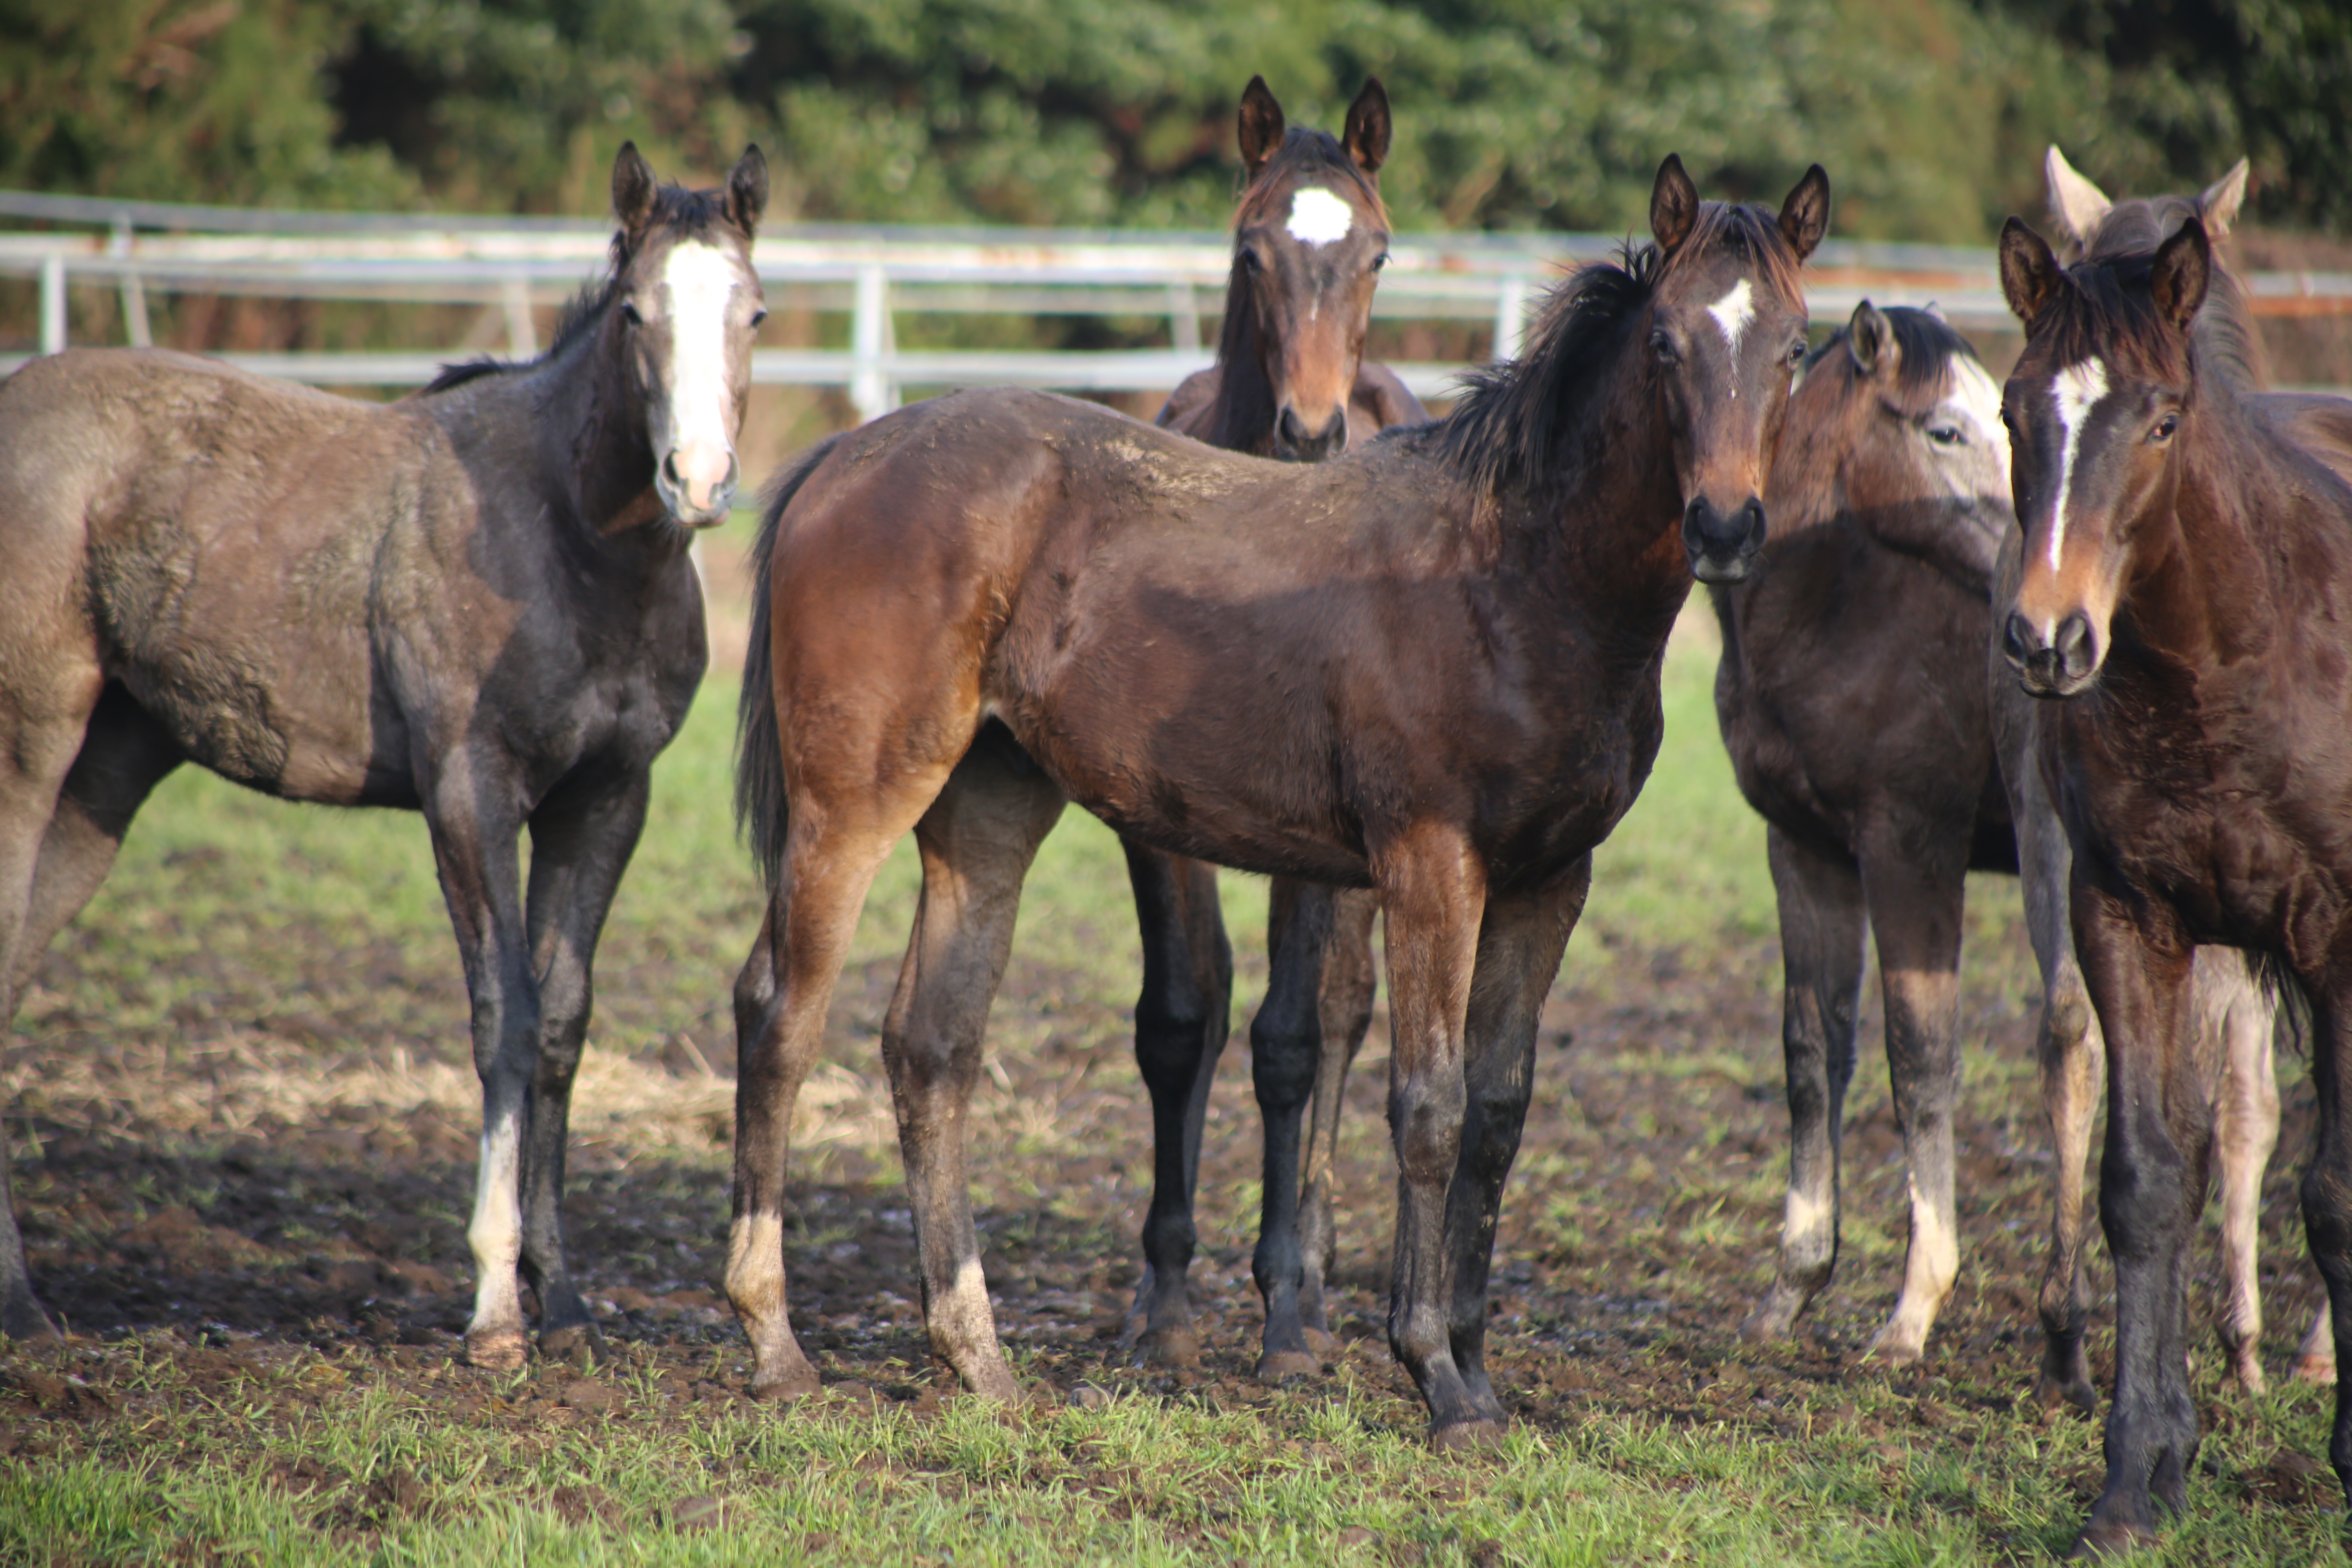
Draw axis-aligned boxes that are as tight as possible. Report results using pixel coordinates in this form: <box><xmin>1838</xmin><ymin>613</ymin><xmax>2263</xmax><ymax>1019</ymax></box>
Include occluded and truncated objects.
<box><xmin>729</xmin><ymin>155</ymin><xmax>1829</xmax><ymax>1442</ymax></box>
<box><xmin>0</xmin><ymin>144</ymin><xmax>768</xmax><ymax>1368</ymax></box>
<box><xmin>1996</xmin><ymin>212</ymin><xmax>2352</xmax><ymax>1550</ymax></box>
<box><xmin>1715</xmin><ymin>297</ymin><xmax>2296</xmax><ymax>1403</ymax></box>
<box><xmin>2002</xmin><ymin>151</ymin><xmax>2334</xmax><ymax>1408</ymax></box>
<box><xmin>1116</xmin><ymin>75</ymin><xmax>1430</xmax><ymax>1382</ymax></box>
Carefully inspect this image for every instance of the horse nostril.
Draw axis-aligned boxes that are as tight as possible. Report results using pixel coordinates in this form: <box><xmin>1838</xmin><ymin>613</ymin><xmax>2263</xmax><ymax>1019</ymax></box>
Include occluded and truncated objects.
<box><xmin>2055</xmin><ymin>612</ymin><xmax>2095</xmax><ymax>676</ymax></box>
<box><xmin>2000</xmin><ymin>613</ymin><xmax>2034</xmax><ymax>669</ymax></box>
<box><xmin>1278</xmin><ymin>408</ymin><xmax>1309</xmax><ymax>448</ymax></box>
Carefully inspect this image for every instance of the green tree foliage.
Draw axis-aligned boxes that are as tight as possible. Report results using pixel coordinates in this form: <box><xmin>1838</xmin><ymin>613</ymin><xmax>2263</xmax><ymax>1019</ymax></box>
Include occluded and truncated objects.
<box><xmin>2</xmin><ymin>0</ymin><xmax>2343</xmax><ymax>238</ymax></box>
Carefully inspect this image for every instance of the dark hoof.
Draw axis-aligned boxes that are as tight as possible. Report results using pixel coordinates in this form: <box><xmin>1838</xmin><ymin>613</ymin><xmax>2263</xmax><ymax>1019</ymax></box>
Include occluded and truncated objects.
<box><xmin>1739</xmin><ymin>1285</ymin><xmax>1807</xmax><ymax>1345</ymax></box>
<box><xmin>0</xmin><ymin>1296</ymin><xmax>60</xmax><ymax>1345</ymax></box>
<box><xmin>2069</xmin><ymin>1518</ymin><xmax>2158</xmax><ymax>1559</ymax></box>
<box><xmin>1130</xmin><ymin>1326</ymin><xmax>1202</xmax><ymax>1370</ymax></box>
<box><xmin>2036</xmin><ymin>1373</ymin><xmax>2100</xmax><ymax>1416</ymax></box>
<box><xmin>1255</xmin><ymin>1348</ymin><xmax>1321</xmax><ymax>1384</ymax></box>
<box><xmin>1430</xmin><ymin>1418</ymin><xmax>1506</xmax><ymax>1453</ymax></box>
<box><xmin>466</xmin><ymin>1324</ymin><xmax>530</xmax><ymax>1374</ymax></box>
<box><xmin>540</xmin><ymin>1320</ymin><xmax>608</xmax><ymax>1368</ymax></box>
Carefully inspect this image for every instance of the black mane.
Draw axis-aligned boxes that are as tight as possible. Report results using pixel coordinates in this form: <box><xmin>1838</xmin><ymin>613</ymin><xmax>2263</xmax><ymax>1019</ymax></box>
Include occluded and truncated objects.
<box><xmin>422</xmin><ymin>179</ymin><xmax>745</xmax><ymax>398</ymax></box>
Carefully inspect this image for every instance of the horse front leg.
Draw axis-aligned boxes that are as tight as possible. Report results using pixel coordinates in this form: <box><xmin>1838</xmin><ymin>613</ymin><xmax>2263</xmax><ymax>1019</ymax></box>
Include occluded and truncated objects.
<box><xmin>887</xmin><ymin>743</ymin><xmax>1064</xmax><ymax>1399</ymax></box>
<box><xmin>512</xmin><ymin>765</ymin><xmax>653</xmax><ymax>1365</ymax></box>
<box><xmin>1861</xmin><ymin>842</ymin><xmax>1968</xmax><ymax>1365</ymax></box>
<box><xmin>1298</xmin><ymin>885</ymin><xmax>1379</xmax><ymax>1348</ymax></box>
<box><xmin>1249</xmin><ymin>877</ymin><xmax>1336</xmax><ymax>1381</ymax></box>
<box><xmin>2074</xmin><ymin>885</ymin><xmax>2203</xmax><ymax>1555</ymax></box>
<box><xmin>1743</xmin><ymin>827</ymin><xmax>1865</xmax><ymax>1345</ymax></box>
<box><xmin>1443</xmin><ymin>861</ymin><xmax>1588</xmax><ymax>1429</ymax></box>
<box><xmin>1118</xmin><ymin>842</ymin><xmax>1232</xmax><ymax>1368</ymax></box>
<box><xmin>423</xmin><ymin>765</ymin><xmax>539</xmax><ymax>1373</ymax></box>
<box><xmin>1376</xmin><ymin>823</ymin><xmax>1488</xmax><ymax>1446</ymax></box>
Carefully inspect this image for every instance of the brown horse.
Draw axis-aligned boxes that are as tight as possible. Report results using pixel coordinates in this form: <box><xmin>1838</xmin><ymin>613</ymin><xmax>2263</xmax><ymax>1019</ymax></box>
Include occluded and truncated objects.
<box><xmin>1996</xmin><ymin>212</ymin><xmax>2352</xmax><ymax>1549</ymax></box>
<box><xmin>2002</xmin><ymin>150</ymin><xmax>2334</xmax><ymax>1408</ymax></box>
<box><xmin>1715</xmin><ymin>297</ymin><xmax>2298</xmax><ymax>1403</ymax></box>
<box><xmin>1116</xmin><ymin>75</ymin><xmax>1431</xmax><ymax>1382</ymax></box>
<box><xmin>0</xmin><ymin>144</ymin><xmax>767</xmax><ymax>1368</ymax></box>
<box><xmin>729</xmin><ymin>154</ymin><xmax>1829</xmax><ymax>1442</ymax></box>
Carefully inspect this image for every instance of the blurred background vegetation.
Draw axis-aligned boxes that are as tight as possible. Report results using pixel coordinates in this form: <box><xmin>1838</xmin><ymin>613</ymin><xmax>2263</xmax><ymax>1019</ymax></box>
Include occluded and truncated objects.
<box><xmin>4</xmin><ymin>0</ymin><xmax>2348</xmax><ymax>243</ymax></box>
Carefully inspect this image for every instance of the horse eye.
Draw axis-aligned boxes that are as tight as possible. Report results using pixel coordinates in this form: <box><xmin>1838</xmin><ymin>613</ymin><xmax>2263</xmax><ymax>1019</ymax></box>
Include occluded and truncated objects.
<box><xmin>620</xmin><ymin>301</ymin><xmax>643</xmax><ymax>327</ymax></box>
<box><xmin>1927</xmin><ymin>424</ymin><xmax>1964</xmax><ymax>447</ymax></box>
<box><xmin>1786</xmin><ymin>339</ymin><xmax>1806</xmax><ymax>365</ymax></box>
<box><xmin>2152</xmin><ymin>412</ymin><xmax>2179</xmax><ymax>443</ymax></box>
<box><xmin>1237</xmin><ymin>249</ymin><xmax>1261</xmax><ymax>273</ymax></box>
<box><xmin>1372</xmin><ymin>252</ymin><xmax>1390</xmax><ymax>273</ymax></box>
<box><xmin>751</xmin><ymin>309</ymin><xmax>769</xmax><ymax>329</ymax></box>
<box><xmin>1650</xmin><ymin>331</ymin><xmax>1678</xmax><ymax>365</ymax></box>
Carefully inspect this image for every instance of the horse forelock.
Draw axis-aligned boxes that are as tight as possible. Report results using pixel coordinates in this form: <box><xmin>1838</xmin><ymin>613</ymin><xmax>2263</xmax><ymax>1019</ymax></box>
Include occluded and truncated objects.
<box><xmin>2027</xmin><ymin>256</ymin><xmax>2195</xmax><ymax>389</ymax></box>
<box><xmin>2076</xmin><ymin>196</ymin><xmax>2262</xmax><ymax>391</ymax></box>
<box><xmin>1438</xmin><ymin>200</ymin><xmax>1802</xmax><ymax>503</ymax></box>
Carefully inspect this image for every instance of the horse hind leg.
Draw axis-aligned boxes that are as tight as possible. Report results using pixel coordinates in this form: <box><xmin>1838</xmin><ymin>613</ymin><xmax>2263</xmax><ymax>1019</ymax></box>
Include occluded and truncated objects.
<box><xmin>886</xmin><ymin>739</ymin><xmax>1064</xmax><ymax>1399</ymax></box>
<box><xmin>1247</xmin><ymin>877</ymin><xmax>1336</xmax><ymax>1382</ymax></box>
<box><xmin>1742</xmin><ymin>828</ymin><xmax>1865</xmax><ymax>1345</ymax></box>
<box><xmin>2201</xmin><ymin>950</ymin><xmax>2277</xmax><ymax>1393</ymax></box>
<box><xmin>1118</xmin><ymin>842</ymin><xmax>1231</xmax><ymax>1369</ymax></box>
<box><xmin>1297</xmin><ymin>885</ymin><xmax>1378</xmax><ymax>1350</ymax></box>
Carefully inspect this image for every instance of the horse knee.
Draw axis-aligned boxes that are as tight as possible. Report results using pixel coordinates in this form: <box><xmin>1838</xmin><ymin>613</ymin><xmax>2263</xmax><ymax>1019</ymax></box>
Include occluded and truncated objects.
<box><xmin>1390</xmin><ymin>1076</ymin><xmax>1466</xmax><ymax>1185</ymax></box>
<box><xmin>1250</xmin><ymin>1015</ymin><xmax>1318</xmax><ymax>1113</ymax></box>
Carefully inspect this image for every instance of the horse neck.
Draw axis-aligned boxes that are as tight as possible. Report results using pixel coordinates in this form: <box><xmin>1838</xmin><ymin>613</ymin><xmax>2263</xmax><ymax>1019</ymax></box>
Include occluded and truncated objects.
<box><xmin>1209</xmin><ymin>274</ymin><xmax>1280</xmax><ymax>456</ymax></box>
<box><xmin>533</xmin><ymin>314</ymin><xmax>682</xmax><ymax>558</ymax></box>
<box><xmin>2193</xmin><ymin>267</ymin><xmax>2269</xmax><ymax>394</ymax></box>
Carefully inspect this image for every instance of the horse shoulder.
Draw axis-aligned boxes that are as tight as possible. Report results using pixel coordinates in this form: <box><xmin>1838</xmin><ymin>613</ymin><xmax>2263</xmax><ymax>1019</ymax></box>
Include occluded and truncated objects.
<box><xmin>1156</xmin><ymin>367</ymin><xmax>1223</xmax><ymax>439</ymax></box>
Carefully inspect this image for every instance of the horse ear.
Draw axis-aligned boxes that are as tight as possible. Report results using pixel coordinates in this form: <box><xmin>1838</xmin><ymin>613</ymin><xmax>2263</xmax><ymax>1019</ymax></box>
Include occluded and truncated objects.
<box><xmin>1238</xmin><ymin>76</ymin><xmax>1285</xmax><ymax>177</ymax></box>
<box><xmin>1778</xmin><ymin>164</ymin><xmax>1830</xmax><ymax>263</ymax></box>
<box><xmin>725</xmin><ymin>145</ymin><xmax>769</xmax><ymax>235</ymax></box>
<box><xmin>1999</xmin><ymin>218</ymin><xmax>2065</xmax><ymax>325</ymax></box>
<box><xmin>1650</xmin><ymin>154</ymin><xmax>1698</xmax><ymax>253</ymax></box>
<box><xmin>1846</xmin><ymin>300</ymin><xmax>1896</xmax><ymax>380</ymax></box>
<box><xmin>2198</xmin><ymin>157</ymin><xmax>2250</xmax><ymax>239</ymax></box>
<box><xmin>612</xmin><ymin>142</ymin><xmax>658</xmax><ymax>238</ymax></box>
<box><xmin>1342</xmin><ymin>79</ymin><xmax>1390</xmax><ymax>176</ymax></box>
<box><xmin>2151</xmin><ymin>215</ymin><xmax>2212</xmax><ymax>333</ymax></box>
<box><xmin>2044</xmin><ymin>145</ymin><xmax>2110</xmax><ymax>249</ymax></box>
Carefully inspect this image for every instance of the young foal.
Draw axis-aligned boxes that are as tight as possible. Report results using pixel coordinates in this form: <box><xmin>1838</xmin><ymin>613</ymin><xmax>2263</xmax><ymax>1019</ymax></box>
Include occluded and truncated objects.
<box><xmin>0</xmin><ymin>144</ymin><xmax>767</xmax><ymax>1366</ymax></box>
<box><xmin>2001</xmin><ymin>150</ymin><xmax>2333</xmax><ymax>1406</ymax></box>
<box><xmin>1120</xmin><ymin>76</ymin><xmax>1431</xmax><ymax>1381</ymax></box>
<box><xmin>1997</xmin><ymin>215</ymin><xmax>2352</xmax><ymax>1548</ymax></box>
<box><xmin>1717</xmin><ymin>299</ymin><xmax>2294</xmax><ymax>1401</ymax></box>
<box><xmin>730</xmin><ymin>155</ymin><xmax>1829</xmax><ymax>1442</ymax></box>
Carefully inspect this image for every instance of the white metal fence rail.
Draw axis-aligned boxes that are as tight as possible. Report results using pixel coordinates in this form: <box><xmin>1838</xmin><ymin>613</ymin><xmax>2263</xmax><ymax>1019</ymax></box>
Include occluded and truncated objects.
<box><xmin>4</xmin><ymin>188</ymin><xmax>2349</xmax><ymax>418</ymax></box>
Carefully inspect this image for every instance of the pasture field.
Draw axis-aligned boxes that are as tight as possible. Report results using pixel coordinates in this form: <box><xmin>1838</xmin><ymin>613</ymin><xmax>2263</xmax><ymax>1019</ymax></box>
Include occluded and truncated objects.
<box><xmin>0</xmin><ymin>530</ymin><xmax>2343</xmax><ymax>1565</ymax></box>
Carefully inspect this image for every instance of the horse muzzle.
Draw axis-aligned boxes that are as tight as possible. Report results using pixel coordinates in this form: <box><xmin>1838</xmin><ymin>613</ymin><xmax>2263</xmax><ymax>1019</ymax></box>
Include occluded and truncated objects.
<box><xmin>657</xmin><ymin>447</ymin><xmax>740</xmax><ymax>527</ymax></box>
<box><xmin>1683</xmin><ymin>496</ymin><xmax>1766</xmax><ymax>585</ymax></box>
<box><xmin>2002</xmin><ymin>609</ymin><xmax>2101</xmax><ymax>698</ymax></box>
<box><xmin>1274</xmin><ymin>405</ymin><xmax>1348</xmax><ymax>463</ymax></box>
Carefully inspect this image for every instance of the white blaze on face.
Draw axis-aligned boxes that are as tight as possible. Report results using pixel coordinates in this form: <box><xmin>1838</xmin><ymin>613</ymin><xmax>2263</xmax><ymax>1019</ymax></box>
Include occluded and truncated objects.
<box><xmin>1285</xmin><ymin>186</ymin><xmax>1354</xmax><ymax>247</ymax></box>
<box><xmin>2045</xmin><ymin>358</ymin><xmax>2111</xmax><ymax>572</ymax></box>
<box><xmin>1707</xmin><ymin>278</ymin><xmax>1756</xmax><ymax>359</ymax></box>
<box><xmin>660</xmin><ymin>241</ymin><xmax>744</xmax><ymax>510</ymax></box>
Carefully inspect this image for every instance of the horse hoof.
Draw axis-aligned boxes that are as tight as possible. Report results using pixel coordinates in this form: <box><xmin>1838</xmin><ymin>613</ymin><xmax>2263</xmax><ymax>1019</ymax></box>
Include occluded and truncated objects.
<box><xmin>1255</xmin><ymin>1348</ymin><xmax>1321</xmax><ymax>1384</ymax></box>
<box><xmin>2225</xmin><ymin>1357</ymin><xmax>2266</xmax><ymax>1396</ymax></box>
<box><xmin>2069</xmin><ymin>1517</ymin><xmax>2158</xmax><ymax>1559</ymax></box>
<box><xmin>540</xmin><ymin>1321</ymin><xmax>608</xmax><ymax>1369</ymax></box>
<box><xmin>1130</xmin><ymin>1327</ymin><xmax>1202</xmax><ymax>1370</ymax></box>
<box><xmin>2036</xmin><ymin>1374</ymin><xmax>2100</xmax><ymax>1415</ymax></box>
<box><xmin>466</xmin><ymin>1325</ymin><xmax>530</xmax><ymax>1373</ymax></box>
<box><xmin>960</xmin><ymin>1362</ymin><xmax>1022</xmax><ymax>1404</ymax></box>
<box><xmin>1864</xmin><ymin>1325</ymin><xmax>1927</xmax><ymax>1366</ymax></box>
<box><xmin>2293</xmin><ymin>1353</ymin><xmax>2338</xmax><ymax>1388</ymax></box>
<box><xmin>1430</xmin><ymin>1418</ymin><xmax>1506</xmax><ymax>1454</ymax></box>
<box><xmin>0</xmin><ymin>1298</ymin><xmax>60</xmax><ymax>1345</ymax></box>
<box><xmin>1739</xmin><ymin>1307</ymin><xmax>1794</xmax><ymax>1345</ymax></box>
<box><xmin>750</xmin><ymin>1361</ymin><xmax>821</xmax><ymax>1403</ymax></box>
<box><xmin>1302</xmin><ymin>1326</ymin><xmax>1340</xmax><ymax>1358</ymax></box>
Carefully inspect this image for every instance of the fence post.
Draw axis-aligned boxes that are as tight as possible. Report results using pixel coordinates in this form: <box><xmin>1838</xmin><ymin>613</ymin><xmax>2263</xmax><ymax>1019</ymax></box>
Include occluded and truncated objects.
<box><xmin>1168</xmin><ymin>280</ymin><xmax>1201</xmax><ymax>354</ymax></box>
<box><xmin>850</xmin><ymin>263</ymin><xmax>895</xmax><ymax>423</ymax></box>
<box><xmin>110</xmin><ymin>217</ymin><xmax>151</xmax><ymax>348</ymax></box>
<box><xmin>503</xmin><ymin>275</ymin><xmax>537</xmax><ymax>358</ymax></box>
<box><xmin>1491</xmin><ymin>274</ymin><xmax>1527</xmax><ymax>363</ymax></box>
<box><xmin>40</xmin><ymin>252</ymin><xmax>66</xmax><ymax>355</ymax></box>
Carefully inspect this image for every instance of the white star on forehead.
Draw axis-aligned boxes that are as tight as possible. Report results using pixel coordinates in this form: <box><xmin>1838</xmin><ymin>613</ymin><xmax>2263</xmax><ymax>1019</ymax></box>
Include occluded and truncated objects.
<box><xmin>2045</xmin><ymin>358</ymin><xmax>2110</xmax><ymax>571</ymax></box>
<box><xmin>1285</xmin><ymin>187</ymin><xmax>1354</xmax><ymax>247</ymax></box>
<box><xmin>1706</xmin><ymin>278</ymin><xmax>1755</xmax><ymax>356</ymax></box>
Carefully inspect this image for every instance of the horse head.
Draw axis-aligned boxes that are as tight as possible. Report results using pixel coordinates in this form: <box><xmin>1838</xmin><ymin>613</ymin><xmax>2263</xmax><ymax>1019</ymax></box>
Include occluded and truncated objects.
<box><xmin>607</xmin><ymin>142</ymin><xmax>769</xmax><ymax>526</ymax></box>
<box><xmin>1225</xmin><ymin>77</ymin><xmax>1392</xmax><ymax>461</ymax></box>
<box><xmin>1641</xmin><ymin>154</ymin><xmax>1829</xmax><ymax>583</ymax></box>
<box><xmin>1997</xmin><ymin>215</ymin><xmax>2212</xmax><ymax>697</ymax></box>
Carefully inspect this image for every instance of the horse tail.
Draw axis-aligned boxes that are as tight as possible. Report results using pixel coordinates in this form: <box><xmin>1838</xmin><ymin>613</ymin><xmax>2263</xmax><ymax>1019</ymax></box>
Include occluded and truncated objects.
<box><xmin>734</xmin><ymin>432</ymin><xmax>843</xmax><ymax>886</ymax></box>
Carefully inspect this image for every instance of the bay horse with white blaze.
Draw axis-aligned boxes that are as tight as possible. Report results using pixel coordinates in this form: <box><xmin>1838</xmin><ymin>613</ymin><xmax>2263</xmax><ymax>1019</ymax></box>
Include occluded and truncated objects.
<box><xmin>1997</xmin><ymin>212</ymin><xmax>2352</xmax><ymax>1550</ymax></box>
<box><xmin>0</xmin><ymin>144</ymin><xmax>767</xmax><ymax>1368</ymax></box>
<box><xmin>730</xmin><ymin>155</ymin><xmax>1829</xmax><ymax>1442</ymax></box>
<box><xmin>1118</xmin><ymin>74</ymin><xmax>1430</xmax><ymax>1381</ymax></box>
<box><xmin>1715</xmin><ymin>294</ymin><xmax>2299</xmax><ymax>1405</ymax></box>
